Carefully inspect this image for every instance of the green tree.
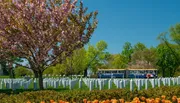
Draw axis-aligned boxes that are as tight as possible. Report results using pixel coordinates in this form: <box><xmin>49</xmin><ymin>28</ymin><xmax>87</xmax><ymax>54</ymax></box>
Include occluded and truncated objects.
<box><xmin>44</xmin><ymin>41</ymin><xmax>109</xmax><ymax>77</ymax></box>
<box><xmin>51</xmin><ymin>64</ymin><xmax>66</xmax><ymax>75</ymax></box>
<box><xmin>143</xmin><ymin>47</ymin><xmax>157</xmax><ymax>67</ymax></box>
<box><xmin>121</xmin><ymin>42</ymin><xmax>133</xmax><ymax>64</ymax></box>
<box><xmin>156</xmin><ymin>44</ymin><xmax>179</xmax><ymax>77</ymax></box>
<box><xmin>131</xmin><ymin>42</ymin><xmax>147</xmax><ymax>62</ymax></box>
<box><xmin>170</xmin><ymin>24</ymin><xmax>180</xmax><ymax>45</ymax></box>
<box><xmin>60</xmin><ymin>48</ymin><xmax>87</xmax><ymax>76</ymax></box>
<box><xmin>97</xmin><ymin>52</ymin><xmax>111</xmax><ymax>69</ymax></box>
<box><xmin>84</xmin><ymin>40</ymin><xmax>108</xmax><ymax>77</ymax></box>
<box><xmin>43</xmin><ymin>66</ymin><xmax>54</xmax><ymax>75</ymax></box>
<box><xmin>14</xmin><ymin>66</ymin><xmax>33</xmax><ymax>77</ymax></box>
<box><xmin>111</xmin><ymin>54</ymin><xmax>126</xmax><ymax>68</ymax></box>
<box><xmin>134</xmin><ymin>42</ymin><xmax>147</xmax><ymax>52</ymax></box>
<box><xmin>131</xmin><ymin>44</ymin><xmax>156</xmax><ymax>69</ymax></box>
<box><xmin>157</xmin><ymin>24</ymin><xmax>180</xmax><ymax>77</ymax></box>
<box><xmin>44</xmin><ymin>48</ymin><xmax>87</xmax><ymax>76</ymax></box>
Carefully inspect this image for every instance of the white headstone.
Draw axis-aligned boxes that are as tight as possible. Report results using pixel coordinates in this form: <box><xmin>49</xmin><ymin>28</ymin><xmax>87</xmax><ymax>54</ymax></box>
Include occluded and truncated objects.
<box><xmin>51</xmin><ymin>81</ymin><xmax>54</xmax><ymax>87</ymax></box>
<box><xmin>59</xmin><ymin>80</ymin><xmax>62</xmax><ymax>86</ymax></box>
<box><xmin>130</xmin><ymin>79</ymin><xmax>134</xmax><ymax>91</ymax></box>
<box><xmin>62</xmin><ymin>80</ymin><xmax>65</xmax><ymax>88</ymax></box>
<box><xmin>122</xmin><ymin>80</ymin><xmax>124</xmax><ymax>88</ymax></box>
<box><xmin>34</xmin><ymin>80</ymin><xmax>37</xmax><ymax>90</ymax></box>
<box><xmin>108</xmin><ymin>79</ymin><xmax>112</xmax><ymax>89</ymax></box>
<box><xmin>43</xmin><ymin>81</ymin><xmax>47</xmax><ymax>89</ymax></box>
<box><xmin>120</xmin><ymin>81</ymin><xmax>123</xmax><ymax>89</ymax></box>
<box><xmin>177</xmin><ymin>77</ymin><xmax>180</xmax><ymax>85</ymax></box>
<box><xmin>165</xmin><ymin>78</ymin><xmax>168</xmax><ymax>85</ymax></box>
<box><xmin>145</xmin><ymin>79</ymin><xmax>148</xmax><ymax>90</ymax></box>
<box><xmin>12</xmin><ymin>82</ymin><xmax>16</xmax><ymax>91</ymax></box>
<box><xmin>151</xmin><ymin>79</ymin><xmax>155</xmax><ymax>88</ymax></box>
<box><xmin>95</xmin><ymin>80</ymin><xmax>98</xmax><ymax>88</ymax></box>
<box><xmin>163</xmin><ymin>79</ymin><xmax>166</xmax><ymax>86</ymax></box>
<box><xmin>89</xmin><ymin>81</ymin><xmax>93</xmax><ymax>91</ymax></box>
<box><xmin>6</xmin><ymin>82</ymin><xmax>9</xmax><ymax>89</ymax></box>
<box><xmin>102</xmin><ymin>80</ymin><xmax>105</xmax><ymax>87</ymax></box>
<box><xmin>20</xmin><ymin>81</ymin><xmax>23</xmax><ymax>87</ymax></box>
<box><xmin>79</xmin><ymin>79</ymin><xmax>82</xmax><ymax>88</ymax></box>
<box><xmin>24</xmin><ymin>82</ymin><xmax>28</xmax><ymax>90</ymax></box>
<box><xmin>137</xmin><ymin>79</ymin><xmax>141</xmax><ymax>90</ymax></box>
<box><xmin>69</xmin><ymin>80</ymin><xmax>72</xmax><ymax>90</ymax></box>
<box><xmin>54</xmin><ymin>81</ymin><xmax>58</xmax><ymax>89</ymax></box>
<box><xmin>176</xmin><ymin>78</ymin><xmax>179</xmax><ymax>85</ymax></box>
<box><xmin>135</xmin><ymin>79</ymin><xmax>138</xmax><ymax>86</ymax></box>
<box><xmin>172</xmin><ymin>78</ymin><xmax>175</xmax><ymax>85</ymax></box>
<box><xmin>99</xmin><ymin>80</ymin><xmax>103</xmax><ymax>90</ymax></box>
<box><xmin>168</xmin><ymin>78</ymin><xmax>171</xmax><ymax>86</ymax></box>
<box><xmin>141</xmin><ymin>79</ymin><xmax>144</xmax><ymax>87</ymax></box>
<box><xmin>123</xmin><ymin>80</ymin><xmax>126</xmax><ymax>87</ymax></box>
<box><xmin>117</xmin><ymin>80</ymin><xmax>120</xmax><ymax>88</ymax></box>
<box><xmin>155</xmin><ymin>79</ymin><xmax>158</xmax><ymax>86</ymax></box>
<box><xmin>158</xmin><ymin>79</ymin><xmax>161</xmax><ymax>87</ymax></box>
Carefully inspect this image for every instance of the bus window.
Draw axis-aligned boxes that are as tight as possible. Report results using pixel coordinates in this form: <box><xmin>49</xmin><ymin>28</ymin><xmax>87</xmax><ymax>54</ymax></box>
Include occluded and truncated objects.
<box><xmin>130</xmin><ymin>71</ymin><xmax>136</xmax><ymax>74</ymax></box>
<box><xmin>112</xmin><ymin>71</ymin><xmax>117</xmax><ymax>73</ymax></box>
<box><xmin>105</xmin><ymin>71</ymin><xmax>111</xmax><ymax>73</ymax></box>
<box><xmin>139</xmin><ymin>71</ymin><xmax>145</xmax><ymax>74</ymax></box>
<box><xmin>118</xmin><ymin>70</ymin><xmax>124</xmax><ymax>73</ymax></box>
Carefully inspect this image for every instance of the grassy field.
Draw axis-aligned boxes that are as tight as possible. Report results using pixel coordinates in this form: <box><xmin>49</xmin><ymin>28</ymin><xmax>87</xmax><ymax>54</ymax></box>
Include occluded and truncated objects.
<box><xmin>0</xmin><ymin>76</ymin><xmax>9</xmax><ymax>78</ymax></box>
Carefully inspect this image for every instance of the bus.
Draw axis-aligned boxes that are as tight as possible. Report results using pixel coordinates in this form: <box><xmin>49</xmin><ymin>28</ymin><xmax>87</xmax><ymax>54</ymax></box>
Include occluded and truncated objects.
<box><xmin>97</xmin><ymin>69</ymin><xmax>126</xmax><ymax>78</ymax></box>
<box><xmin>126</xmin><ymin>69</ymin><xmax>158</xmax><ymax>78</ymax></box>
<box><xmin>97</xmin><ymin>68</ymin><xmax>158</xmax><ymax>78</ymax></box>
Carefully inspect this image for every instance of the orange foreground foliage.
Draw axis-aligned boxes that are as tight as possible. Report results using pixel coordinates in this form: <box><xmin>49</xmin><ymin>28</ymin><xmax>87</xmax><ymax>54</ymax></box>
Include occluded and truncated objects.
<box><xmin>26</xmin><ymin>95</ymin><xmax>180</xmax><ymax>103</ymax></box>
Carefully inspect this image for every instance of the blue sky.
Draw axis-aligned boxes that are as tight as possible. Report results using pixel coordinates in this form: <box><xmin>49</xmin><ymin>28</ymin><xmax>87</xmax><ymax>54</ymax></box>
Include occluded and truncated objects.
<box><xmin>83</xmin><ymin>0</ymin><xmax>180</xmax><ymax>54</ymax></box>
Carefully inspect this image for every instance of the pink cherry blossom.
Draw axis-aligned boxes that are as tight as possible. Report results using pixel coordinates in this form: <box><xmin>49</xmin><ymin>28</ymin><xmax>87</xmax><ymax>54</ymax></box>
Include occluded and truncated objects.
<box><xmin>0</xmin><ymin>0</ymin><xmax>98</xmax><ymax>89</ymax></box>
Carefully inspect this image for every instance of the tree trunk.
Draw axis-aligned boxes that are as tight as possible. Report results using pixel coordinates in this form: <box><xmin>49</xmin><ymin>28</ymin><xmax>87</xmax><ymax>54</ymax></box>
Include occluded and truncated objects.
<box><xmin>83</xmin><ymin>68</ymin><xmax>87</xmax><ymax>77</ymax></box>
<box><xmin>38</xmin><ymin>71</ymin><xmax>44</xmax><ymax>90</ymax></box>
<box><xmin>12</xmin><ymin>69</ymin><xmax>15</xmax><ymax>78</ymax></box>
<box><xmin>9</xmin><ymin>68</ymin><xmax>15</xmax><ymax>78</ymax></box>
<box><xmin>34</xmin><ymin>70</ymin><xmax>39</xmax><ymax>78</ymax></box>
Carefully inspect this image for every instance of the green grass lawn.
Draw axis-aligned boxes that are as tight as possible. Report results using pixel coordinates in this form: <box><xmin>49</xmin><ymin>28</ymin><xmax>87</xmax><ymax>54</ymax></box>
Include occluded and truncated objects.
<box><xmin>0</xmin><ymin>76</ymin><xmax>9</xmax><ymax>78</ymax></box>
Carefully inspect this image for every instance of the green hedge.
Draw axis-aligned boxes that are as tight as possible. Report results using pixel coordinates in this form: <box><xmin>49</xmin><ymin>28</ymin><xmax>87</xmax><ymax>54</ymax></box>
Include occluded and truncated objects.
<box><xmin>0</xmin><ymin>86</ymin><xmax>180</xmax><ymax>103</ymax></box>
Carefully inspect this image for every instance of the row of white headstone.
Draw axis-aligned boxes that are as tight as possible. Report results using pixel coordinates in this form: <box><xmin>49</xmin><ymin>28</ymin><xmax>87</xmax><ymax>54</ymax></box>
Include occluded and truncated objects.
<box><xmin>0</xmin><ymin>78</ymin><xmax>33</xmax><ymax>90</ymax></box>
<box><xmin>0</xmin><ymin>77</ymin><xmax>180</xmax><ymax>91</ymax></box>
<box><xmin>42</xmin><ymin>78</ymin><xmax>78</xmax><ymax>90</ymax></box>
<box><xmin>81</xmin><ymin>77</ymin><xmax>180</xmax><ymax>91</ymax></box>
<box><xmin>0</xmin><ymin>78</ymin><xmax>79</xmax><ymax>90</ymax></box>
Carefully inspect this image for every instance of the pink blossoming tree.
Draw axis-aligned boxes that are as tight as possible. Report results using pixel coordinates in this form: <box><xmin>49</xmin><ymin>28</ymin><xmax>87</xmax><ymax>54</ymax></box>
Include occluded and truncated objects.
<box><xmin>0</xmin><ymin>0</ymin><xmax>98</xmax><ymax>89</ymax></box>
